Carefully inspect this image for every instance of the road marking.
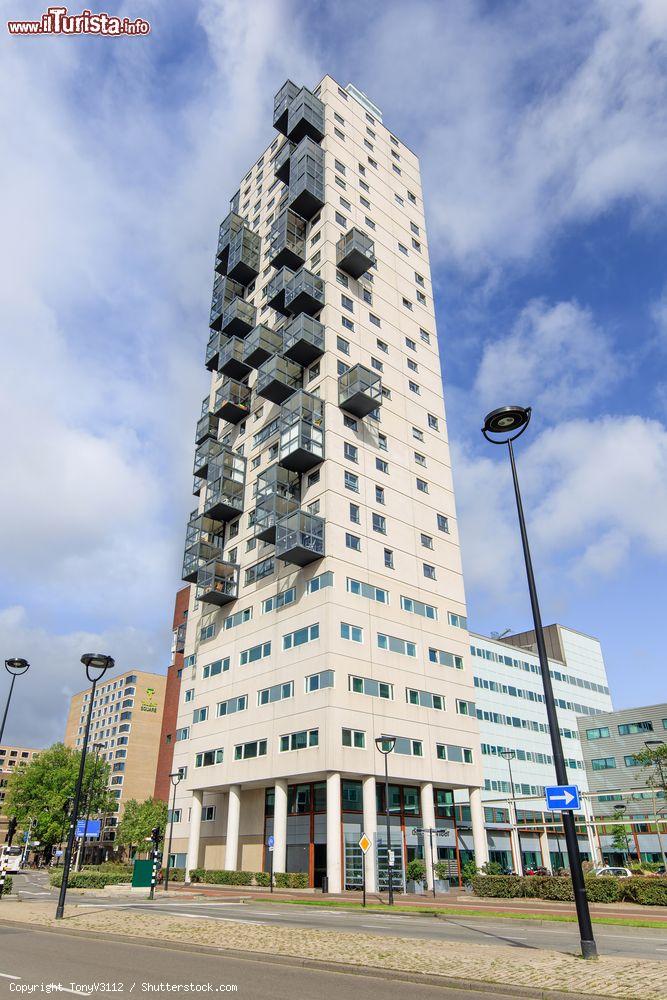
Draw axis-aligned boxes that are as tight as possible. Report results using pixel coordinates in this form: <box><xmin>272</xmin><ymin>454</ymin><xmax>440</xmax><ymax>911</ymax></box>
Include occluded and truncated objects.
<box><xmin>0</xmin><ymin>973</ymin><xmax>22</xmax><ymax>980</ymax></box>
<box><xmin>165</xmin><ymin>911</ymin><xmax>266</xmax><ymax>925</ymax></box>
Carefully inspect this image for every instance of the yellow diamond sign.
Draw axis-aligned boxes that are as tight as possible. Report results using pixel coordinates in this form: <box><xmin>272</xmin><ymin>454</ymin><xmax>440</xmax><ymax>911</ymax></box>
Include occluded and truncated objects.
<box><xmin>358</xmin><ymin>833</ymin><xmax>372</xmax><ymax>854</ymax></box>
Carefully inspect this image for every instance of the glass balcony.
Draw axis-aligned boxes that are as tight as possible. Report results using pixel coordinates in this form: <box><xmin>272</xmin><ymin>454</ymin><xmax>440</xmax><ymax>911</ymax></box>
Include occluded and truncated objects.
<box><xmin>254</xmin><ymin>463</ymin><xmax>301</xmax><ymax>542</ymax></box>
<box><xmin>213</xmin><ymin>378</ymin><xmax>251</xmax><ymax>424</ymax></box>
<box><xmin>268</xmin><ymin>208</ymin><xmax>306</xmax><ymax>271</ymax></box>
<box><xmin>266</xmin><ymin>267</ymin><xmax>295</xmax><ymax>316</ymax></box>
<box><xmin>182</xmin><ymin>510</ymin><xmax>225</xmax><ymax>583</ymax></box>
<box><xmin>275</xmin><ymin>509</ymin><xmax>325</xmax><ymax>566</ymax></box>
<box><xmin>193</xmin><ymin>437</ymin><xmax>225</xmax><ymax>479</ymax></box>
<box><xmin>282</xmin><ymin>314</ymin><xmax>325</xmax><ymax>367</ymax></box>
<box><xmin>174</xmin><ymin>621</ymin><xmax>186</xmax><ymax>653</ymax></box>
<box><xmin>195</xmin><ymin>412</ymin><xmax>219</xmax><ymax>445</ymax></box>
<box><xmin>210</xmin><ymin>275</ymin><xmax>243</xmax><ymax>330</ymax></box>
<box><xmin>285</xmin><ymin>267</ymin><xmax>324</xmax><ymax>317</ymax></box>
<box><xmin>243</xmin><ymin>324</ymin><xmax>283</xmax><ymax>369</ymax></box>
<box><xmin>286</xmin><ymin>88</ymin><xmax>325</xmax><ymax>144</ymax></box>
<box><xmin>203</xmin><ymin>448</ymin><xmax>246</xmax><ymax>522</ymax></box>
<box><xmin>336</xmin><ymin>227</ymin><xmax>376</xmax><ymax>279</ymax></box>
<box><xmin>279</xmin><ymin>390</ymin><xmax>325</xmax><ymax>472</ymax></box>
<box><xmin>218</xmin><ymin>337</ymin><xmax>251</xmax><ymax>380</ymax></box>
<box><xmin>196</xmin><ymin>558</ymin><xmax>240</xmax><ymax>607</ymax></box>
<box><xmin>227</xmin><ymin>226</ymin><xmax>261</xmax><ymax>285</ymax></box>
<box><xmin>215</xmin><ymin>211</ymin><xmax>244</xmax><ymax>275</ymax></box>
<box><xmin>205</xmin><ymin>330</ymin><xmax>223</xmax><ymax>371</ymax></box>
<box><xmin>274</xmin><ymin>140</ymin><xmax>295</xmax><ymax>184</ymax></box>
<box><xmin>273</xmin><ymin>79</ymin><xmax>300</xmax><ymax>135</ymax></box>
<box><xmin>256</xmin><ymin>354</ymin><xmax>302</xmax><ymax>405</ymax></box>
<box><xmin>220</xmin><ymin>296</ymin><xmax>256</xmax><ymax>337</ymax></box>
<box><xmin>288</xmin><ymin>137</ymin><xmax>324</xmax><ymax>219</ymax></box>
<box><xmin>338</xmin><ymin>364</ymin><xmax>383</xmax><ymax>418</ymax></box>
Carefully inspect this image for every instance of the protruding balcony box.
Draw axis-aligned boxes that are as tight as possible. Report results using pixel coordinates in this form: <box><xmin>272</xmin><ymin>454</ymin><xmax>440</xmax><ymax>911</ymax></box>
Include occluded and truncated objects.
<box><xmin>205</xmin><ymin>330</ymin><xmax>223</xmax><ymax>371</ymax></box>
<box><xmin>275</xmin><ymin>509</ymin><xmax>325</xmax><ymax>566</ymax></box>
<box><xmin>174</xmin><ymin>621</ymin><xmax>187</xmax><ymax>653</ymax></box>
<box><xmin>230</xmin><ymin>189</ymin><xmax>241</xmax><ymax>214</ymax></box>
<box><xmin>279</xmin><ymin>390</ymin><xmax>325</xmax><ymax>472</ymax></box>
<box><xmin>254</xmin><ymin>463</ymin><xmax>301</xmax><ymax>542</ymax></box>
<box><xmin>282</xmin><ymin>314</ymin><xmax>325</xmax><ymax>367</ymax></box>
<box><xmin>338</xmin><ymin>364</ymin><xmax>383</xmax><ymax>418</ymax></box>
<box><xmin>285</xmin><ymin>267</ymin><xmax>324</xmax><ymax>317</ymax></box>
<box><xmin>193</xmin><ymin>437</ymin><xmax>225</xmax><ymax>479</ymax></box>
<box><xmin>227</xmin><ymin>226</ymin><xmax>261</xmax><ymax>285</ymax></box>
<box><xmin>273</xmin><ymin>79</ymin><xmax>300</xmax><ymax>135</ymax></box>
<box><xmin>243</xmin><ymin>324</ymin><xmax>283</xmax><ymax>369</ymax></box>
<box><xmin>218</xmin><ymin>337</ymin><xmax>251</xmax><ymax>380</ymax></box>
<box><xmin>286</xmin><ymin>88</ymin><xmax>325</xmax><ymax>144</ymax></box>
<box><xmin>274</xmin><ymin>140</ymin><xmax>295</xmax><ymax>184</ymax></box>
<box><xmin>192</xmin><ymin>476</ymin><xmax>202</xmax><ymax>498</ymax></box>
<box><xmin>195</xmin><ymin>412</ymin><xmax>219</xmax><ymax>445</ymax></box>
<box><xmin>203</xmin><ymin>448</ymin><xmax>246</xmax><ymax>522</ymax></box>
<box><xmin>215</xmin><ymin>211</ymin><xmax>244</xmax><ymax>275</ymax></box>
<box><xmin>221</xmin><ymin>297</ymin><xmax>256</xmax><ymax>337</ymax></box>
<box><xmin>182</xmin><ymin>510</ymin><xmax>225</xmax><ymax>583</ymax></box>
<box><xmin>196</xmin><ymin>558</ymin><xmax>240</xmax><ymax>607</ymax></box>
<box><xmin>266</xmin><ymin>267</ymin><xmax>295</xmax><ymax>316</ymax></box>
<box><xmin>268</xmin><ymin>209</ymin><xmax>306</xmax><ymax>271</ymax></box>
<box><xmin>288</xmin><ymin>137</ymin><xmax>325</xmax><ymax>219</ymax></box>
<box><xmin>210</xmin><ymin>275</ymin><xmax>243</xmax><ymax>331</ymax></box>
<box><xmin>256</xmin><ymin>355</ymin><xmax>301</xmax><ymax>405</ymax></box>
<box><xmin>336</xmin><ymin>227</ymin><xmax>376</xmax><ymax>279</ymax></box>
<box><xmin>213</xmin><ymin>378</ymin><xmax>251</xmax><ymax>424</ymax></box>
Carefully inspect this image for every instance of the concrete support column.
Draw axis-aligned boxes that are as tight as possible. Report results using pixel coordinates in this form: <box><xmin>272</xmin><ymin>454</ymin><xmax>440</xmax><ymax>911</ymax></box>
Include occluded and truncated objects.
<box><xmin>421</xmin><ymin>782</ymin><xmax>436</xmax><ymax>890</ymax></box>
<box><xmin>273</xmin><ymin>779</ymin><xmax>288</xmax><ymax>874</ymax></box>
<box><xmin>509</xmin><ymin>802</ymin><xmax>523</xmax><ymax>875</ymax></box>
<box><xmin>326</xmin><ymin>772</ymin><xmax>342</xmax><ymax>894</ymax></box>
<box><xmin>539</xmin><ymin>829</ymin><xmax>550</xmax><ymax>870</ymax></box>
<box><xmin>224</xmin><ymin>785</ymin><xmax>241</xmax><ymax>871</ymax></box>
<box><xmin>469</xmin><ymin>787</ymin><xmax>489</xmax><ymax>867</ymax></box>
<box><xmin>185</xmin><ymin>790</ymin><xmax>203</xmax><ymax>883</ymax></box>
<box><xmin>362</xmin><ymin>775</ymin><xmax>377</xmax><ymax>892</ymax></box>
<box><xmin>581</xmin><ymin>796</ymin><xmax>602</xmax><ymax>867</ymax></box>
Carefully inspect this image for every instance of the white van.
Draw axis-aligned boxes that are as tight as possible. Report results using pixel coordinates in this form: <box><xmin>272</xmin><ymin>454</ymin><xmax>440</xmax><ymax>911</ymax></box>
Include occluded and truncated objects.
<box><xmin>1</xmin><ymin>846</ymin><xmax>23</xmax><ymax>874</ymax></box>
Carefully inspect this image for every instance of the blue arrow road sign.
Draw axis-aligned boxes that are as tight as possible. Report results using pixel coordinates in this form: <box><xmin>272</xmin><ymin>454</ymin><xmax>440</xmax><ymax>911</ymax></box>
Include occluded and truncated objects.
<box><xmin>267</xmin><ymin>835</ymin><xmax>275</xmax><ymax>848</ymax></box>
<box><xmin>545</xmin><ymin>785</ymin><xmax>580</xmax><ymax>811</ymax></box>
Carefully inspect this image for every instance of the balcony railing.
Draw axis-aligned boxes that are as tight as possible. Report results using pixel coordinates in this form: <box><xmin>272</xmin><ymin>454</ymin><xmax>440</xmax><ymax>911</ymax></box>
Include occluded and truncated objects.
<box><xmin>254</xmin><ymin>463</ymin><xmax>301</xmax><ymax>542</ymax></box>
<box><xmin>213</xmin><ymin>378</ymin><xmax>251</xmax><ymax>424</ymax></box>
<box><xmin>210</xmin><ymin>275</ymin><xmax>244</xmax><ymax>330</ymax></box>
<box><xmin>193</xmin><ymin>437</ymin><xmax>225</xmax><ymax>479</ymax></box>
<box><xmin>266</xmin><ymin>267</ymin><xmax>295</xmax><ymax>316</ymax></box>
<box><xmin>273</xmin><ymin>79</ymin><xmax>300</xmax><ymax>135</ymax></box>
<box><xmin>205</xmin><ymin>330</ymin><xmax>223</xmax><ymax>371</ymax></box>
<box><xmin>268</xmin><ymin>208</ymin><xmax>306</xmax><ymax>271</ymax></box>
<box><xmin>182</xmin><ymin>510</ymin><xmax>225</xmax><ymax>583</ymax></box>
<box><xmin>284</xmin><ymin>267</ymin><xmax>324</xmax><ymax>317</ymax></box>
<box><xmin>256</xmin><ymin>354</ymin><xmax>301</xmax><ymax>405</ymax></box>
<box><xmin>288</xmin><ymin>137</ymin><xmax>324</xmax><ymax>220</ymax></box>
<box><xmin>220</xmin><ymin>296</ymin><xmax>256</xmax><ymax>337</ymax></box>
<box><xmin>338</xmin><ymin>364</ymin><xmax>383</xmax><ymax>418</ymax></box>
<box><xmin>275</xmin><ymin>509</ymin><xmax>325</xmax><ymax>566</ymax></box>
<box><xmin>174</xmin><ymin>621</ymin><xmax>187</xmax><ymax>653</ymax></box>
<box><xmin>286</xmin><ymin>88</ymin><xmax>325</xmax><ymax>144</ymax></box>
<box><xmin>336</xmin><ymin>227</ymin><xmax>376</xmax><ymax>279</ymax></box>
<box><xmin>227</xmin><ymin>226</ymin><xmax>261</xmax><ymax>286</ymax></box>
<box><xmin>242</xmin><ymin>324</ymin><xmax>283</xmax><ymax>369</ymax></box>
<box><xmin>218</xmin><ymin>337</ymin><xmax>251</xmax><ymax>380</ymax></box>
<box><xmin>215</xmin><ymin>211</ymin><xmax>244</xmax><ymax>275</ymax></box>
<box><xmin>203</xmin><ymin>449</ymin><xmax>246</xmax><ymax>522</ymax></box>
<box><xmin>195</xmin><ymin>412</ymin><xmax>219</xmax><ymax>445</ymax></box>
<box><xmin>282</xmin><ymin>314</ymin><xmax>325</xmax><ymax>367</ymax></box>
<box><xmin>196</xmin><ymin>558</ymin><xmax>240</xmax><ymax>607</ymax></box>
<box><xmin>274</xmin><ymin>140</ymin><xmax>295</xmax><ymax>184</ymax></box>
<box><xmin>279</xmin><ymin>390</ymin><xmax>325</xmax><ymax>472</ymax></box>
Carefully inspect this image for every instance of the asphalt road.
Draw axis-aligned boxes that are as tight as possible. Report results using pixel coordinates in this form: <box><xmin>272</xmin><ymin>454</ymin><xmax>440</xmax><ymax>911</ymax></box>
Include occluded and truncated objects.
<box><xmin>11</xmin><ymin>872</ymin><xmax>667</xmax><ymax>961</ymax></box>
<box><xmin>0</xmin><ymin>925</ymin><xmax>522</xmax><ymax>999</ymax></box>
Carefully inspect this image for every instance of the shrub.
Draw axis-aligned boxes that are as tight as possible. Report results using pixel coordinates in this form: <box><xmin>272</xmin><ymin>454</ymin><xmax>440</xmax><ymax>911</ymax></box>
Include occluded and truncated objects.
<box><xmin>192</xmin><ymin>869</ymin><xmax>253</xmax><ymax>886</ymax></box>
<box><xmin>406</xmin><ymin>859</ymin><xmax>427</xmax><ymax>883</ymax></box>
<box><xmin>274</xmin><ymin>871</ymin><xmax>309</xmax><ymax>889</ymax></box>
<box><xmin>584</xmin><ymin>877</ymin><xmax>621</xmax><ymax>903</ymax></box>
<box><xmin>0</xmin><ymin>876</ymin><xmax>13</xmax><ymax>896</ymax></box>
<box><xmin>471</xmin><ymin>875</ymin><xmax>525</xmax><ymax>898</ymax></box>
<box><xmin>83</xmin><ymin>863</ymin><xmax>133</xmax><ymax>875</ymax></box>
<box><xmin>254</xmin><ymin>871</ymin><xmax>271</xmax><ymax>887</ymax></box>
<box><xmin>480</xmin><ymin>861</ymin><xmax>504</xmax><ymax>876</ymax></box>
<box><xmin>620</xmin><ymin>878</ymin><xmax>667</xmax><ymax>906</ymax></box>
<box><xmin>461</xmin><ymin>860</ymin><xmax>478</xmax><ymax>884</ymax></box>
<box><xmin>433</xmin><ymin>861</ymin><xmax>451</xmax><ymax>882</ymax></box>
<box><xmin>50</xmin><ymin>870</ymin><xmax>130</xmax><ymax>889</ymax></box>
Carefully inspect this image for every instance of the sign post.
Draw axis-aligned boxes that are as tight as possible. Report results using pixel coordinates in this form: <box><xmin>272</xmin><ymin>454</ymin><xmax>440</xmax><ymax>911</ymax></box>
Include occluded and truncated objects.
<box><xmin>267</xmin><ymin>835</ymin><xmax>274</xmax><ymax>894</ymax></box>
<box><xmin>148</xmin><ymin>827</ymin><xmax>161</xmax><ymax>900</ymax></box>
<box><xmin>359</xmin><ymin>833</ymin><xmax>371</xmax><ymax>908</ymax></box>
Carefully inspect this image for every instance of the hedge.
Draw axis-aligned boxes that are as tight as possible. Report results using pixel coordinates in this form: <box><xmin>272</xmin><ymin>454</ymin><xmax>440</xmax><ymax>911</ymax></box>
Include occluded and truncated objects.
<box><xmin>472</xmin><ymin>875</ymin><xmax>667</xmax><ymax>905</ymax></box>
<box><xmin>49</xmin><ymin>871</ymin><xmax>131</xmax><ymax>889</ymax></box>
<box><xmin>161</xmin><ymin>867</ymin><xmax>185</xmax><ymax>882</ymax></box>
<box><xmin>0</xmin><ymin>876</ymin><xmax>13</xmax><ymax>896</ymax></box>
<box><xmin>274</xmin><ymin>871</ymin><xmax>309</xmax><ymax>889</ymax></box>
<box><xmin>186</xmin><ymin>869</ymin><xmax>308</xmax><ymax>889</ymax></box>
<box><xmin>83</xmin><ymin>863</ymin><xmax>133</xmax><ymax>876</ymax></box>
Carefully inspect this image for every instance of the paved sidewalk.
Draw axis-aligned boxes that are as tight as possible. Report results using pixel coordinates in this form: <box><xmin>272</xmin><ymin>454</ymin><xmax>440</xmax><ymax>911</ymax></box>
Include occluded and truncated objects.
<box><xmin>0</xmin><ymin>900</ymin><xmax>665</xmax><ymax>999</ymax></box>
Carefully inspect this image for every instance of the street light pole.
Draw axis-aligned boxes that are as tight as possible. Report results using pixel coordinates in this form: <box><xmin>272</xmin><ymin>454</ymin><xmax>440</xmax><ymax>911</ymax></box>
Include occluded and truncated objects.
<box><xmin>0</xmin><ymin>659</ymin><xmax>30</xmax><ymax>745</ymax></box>
<box><xmin>500</xmin><ymin>749</ymin><xmax>523</xmax><ymax>876</ymax></box>
<box><xmin>375</xmin><ymin>736</ymin><xmax>396</xmax><ymax>906</ymax></box>
<box><xmin>55</xmin><ymin>653</ymin><xmax>113</xmax><ymax>920</ymax></box>
<box><xmin>482</xmin><ymin>406</ymin><xmax>597</xmax><ymax>960</ymax></box>
<box><xmin>164</xmin><ymin>771</ymin><xmax>183</xmax><ymax>892</ymax></box>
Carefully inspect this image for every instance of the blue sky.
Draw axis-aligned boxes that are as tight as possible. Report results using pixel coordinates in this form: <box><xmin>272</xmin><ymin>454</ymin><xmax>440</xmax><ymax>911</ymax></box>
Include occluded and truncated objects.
<box><xmin>1</xmin><ymin>0</ymin><xmax>666</xmax><ymax>746</ymax></box>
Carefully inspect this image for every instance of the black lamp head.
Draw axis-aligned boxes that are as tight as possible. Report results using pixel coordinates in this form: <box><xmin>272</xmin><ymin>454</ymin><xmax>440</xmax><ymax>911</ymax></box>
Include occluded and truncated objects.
<box><xmin>482</xmin><ymin>405</ymin><xmax>532</xmax><ymax>443</ymax></box>
<box><xmin>5</xmin><ymin>658</ymin><xmax>29</xmax><ymax>677</ymax></box>
<box><xmin>375</xmin><ymin>735</ymin><xmax>396</xmax><ymax>754</ymax></box>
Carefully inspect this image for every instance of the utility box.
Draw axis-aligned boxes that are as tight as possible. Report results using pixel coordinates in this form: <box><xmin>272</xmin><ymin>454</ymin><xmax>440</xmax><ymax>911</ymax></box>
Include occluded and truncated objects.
<box><xmin>132</xmin><ymin>859</ymin><xmax>153</xmax><ymax>888</ymax></box>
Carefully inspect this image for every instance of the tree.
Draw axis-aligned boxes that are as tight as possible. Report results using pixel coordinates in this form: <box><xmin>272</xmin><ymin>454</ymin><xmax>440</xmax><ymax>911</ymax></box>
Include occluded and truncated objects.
<box><xmin>610</xmin><ymin>824</ymin><xmax>629</xmax><ymax>857</ymax></box>
<box><xmin>116</xmin><ymin>798</ymin><xmax>167</xmax><ymax>857</ymax></box>
<box><xmin>633</xmin><ymin>744</ymin><xmax>667</xmax><ymax>796</ymax></box>
<box><xmin>4</xmin><ymin>742</ymin><xmax>114</xmax><ymax>852</ymax></box>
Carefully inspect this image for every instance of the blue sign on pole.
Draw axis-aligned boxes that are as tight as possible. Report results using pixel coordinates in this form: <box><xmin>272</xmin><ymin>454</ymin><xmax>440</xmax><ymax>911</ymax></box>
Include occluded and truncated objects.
<box><xmin>545</xmin><ymin>785</ymin><xmax>580</xmax><ymax>811</ymax></box>
<box><xmin>267</xmin><ymin>835</ymin><xmax>275</xmax><ymax>848</ymax></box>
<box><xmin>75</xmin><ymin>819</ymin><xmax>101</xmax><ymax>838</ymax></box>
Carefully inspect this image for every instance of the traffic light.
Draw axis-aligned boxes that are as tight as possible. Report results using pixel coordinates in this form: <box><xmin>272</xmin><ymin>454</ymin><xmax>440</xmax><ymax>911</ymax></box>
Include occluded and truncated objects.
<box><xmin>5</xmin><ymin>817</ymin><xmax>17</xmax><ymax>846</ymax></box>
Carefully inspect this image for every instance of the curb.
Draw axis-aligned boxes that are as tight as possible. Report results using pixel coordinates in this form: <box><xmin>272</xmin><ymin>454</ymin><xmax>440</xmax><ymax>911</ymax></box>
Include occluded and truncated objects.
<box><xmin>0</xmin><ymin>916</ymin><xmax>625</xmax><ymax>1000</ymax></box>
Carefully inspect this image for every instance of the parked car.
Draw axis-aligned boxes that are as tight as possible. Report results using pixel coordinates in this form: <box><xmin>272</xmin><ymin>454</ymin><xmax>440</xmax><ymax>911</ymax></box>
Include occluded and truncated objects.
<box><xmin>594</xmin><ymin>866</ymin><xmax>632</xmax><ymax>878</ymax></box>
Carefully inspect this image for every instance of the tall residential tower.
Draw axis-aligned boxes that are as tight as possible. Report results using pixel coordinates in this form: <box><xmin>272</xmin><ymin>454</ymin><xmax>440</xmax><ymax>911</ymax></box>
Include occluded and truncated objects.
<box><xmin>170</xmin><ymin>76</ymin><xmax>487</xmax><ymax>892</ymax></box>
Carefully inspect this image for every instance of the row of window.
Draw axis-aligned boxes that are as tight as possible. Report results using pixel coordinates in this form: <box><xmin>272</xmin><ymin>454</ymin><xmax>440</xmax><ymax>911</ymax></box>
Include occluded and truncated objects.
<box><xmin>470</xmin><ymin>645</ymin><xmax>610</xmax><ymax>697</ymax></box>
<box><xmin>474</xmin><ymin>676</ymin><xmax>601</xmax><ymax>718</ymax></box>
<box><xmin>586</xmin><ymin>719</ymin><xmax>666</xmax><ymax>740</ymax></box>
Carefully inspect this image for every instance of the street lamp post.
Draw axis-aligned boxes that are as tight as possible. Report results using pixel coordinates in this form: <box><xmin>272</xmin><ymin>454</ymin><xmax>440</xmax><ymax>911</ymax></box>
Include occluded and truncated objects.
<box><xmin>500</xmin><ymin>749</ymin><xmax>523</xmax><ymax>875</ymax></box>
<box><xmin>0</xmin><ymin>659</ymin><xmax>30</xmax><ymax>745</ymax></box>
<box><xmin>55</xmin><ymin>653</ymin><xmax>113</xmax><ymax>920</ymax></box>
<box><xmin>375</xmin><ymin>735</ymin><xmax>396</xmax><ymax>906</ymax></box>
<box><xmin>644</xmin><ymin>741</ymin><xmax>667</xmax><ymax>871</ymax></box>
<box><xmin>76</xmin><ymin>741</ymin><xmax>106</xmax><ymax>871</ymax></box>
<box><xmin>164</xmin><ymin>771</ymin><xmax>183</xmax><ymax>892</ymax></box>
<box><xmin>482</xmin><ymin>406</ymin><xmax>597</xmax><ymax>960</ymax></box>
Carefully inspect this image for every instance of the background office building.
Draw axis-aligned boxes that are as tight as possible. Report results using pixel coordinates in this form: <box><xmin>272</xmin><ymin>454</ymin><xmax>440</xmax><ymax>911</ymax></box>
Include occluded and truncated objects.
<box><xmin>64</xmin><ymin>670</ymin><xmax>166</xmax><ymax>853</ymax></box>
<box><xmin>0</xmin><ymin>745</ymin><xmax>41</xmax><ymax>843</ymax></box>
<box><xmin>168</xmin><ymin>74</ymin><xmax>488</xmax><ymax>893</ymax></box>
<box><xmin>578</xmin><ymin>703</ymin><xmax>667</xmax><ymax>865</ymax></box>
